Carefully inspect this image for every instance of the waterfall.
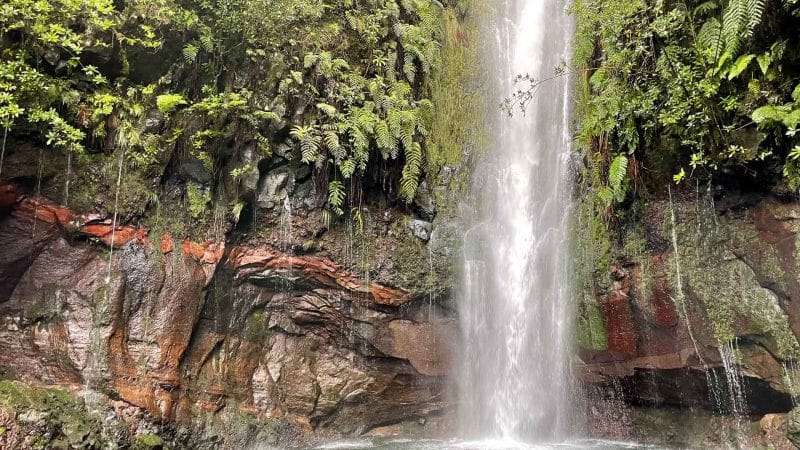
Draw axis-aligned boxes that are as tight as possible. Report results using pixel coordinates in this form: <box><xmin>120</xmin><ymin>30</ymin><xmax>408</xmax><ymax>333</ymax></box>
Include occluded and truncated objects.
<box><xmin>458</xmin><ymin>0</ymin><xmax>575</xmax><ymax>443</ymax></box>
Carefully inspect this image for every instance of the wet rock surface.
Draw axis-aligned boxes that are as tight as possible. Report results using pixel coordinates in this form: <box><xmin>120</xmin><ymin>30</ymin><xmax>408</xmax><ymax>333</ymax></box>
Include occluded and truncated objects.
<box><xmin>0</xmin><ymin>183</ymin><xmax>455</xmax><ymax>447</ymax></box>
<box><xmin>578</xmin><ymin>191</ymin><xmax>800</xmax><ymax>445</ymax></box>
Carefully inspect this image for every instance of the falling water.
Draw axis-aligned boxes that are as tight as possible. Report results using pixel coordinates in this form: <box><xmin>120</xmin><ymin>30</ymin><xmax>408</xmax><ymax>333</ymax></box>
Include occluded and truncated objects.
<box><xmin>458</xmin><ymin>0</ymin><xmax>575</xmax><ymax>443</ymax></box>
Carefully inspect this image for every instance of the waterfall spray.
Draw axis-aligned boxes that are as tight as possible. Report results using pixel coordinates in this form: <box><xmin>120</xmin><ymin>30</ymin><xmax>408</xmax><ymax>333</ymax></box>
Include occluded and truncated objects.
<box><xmin>458</xmin><ymin>0</ymin><xmax>575</xmax><ymax>443</ymax></box>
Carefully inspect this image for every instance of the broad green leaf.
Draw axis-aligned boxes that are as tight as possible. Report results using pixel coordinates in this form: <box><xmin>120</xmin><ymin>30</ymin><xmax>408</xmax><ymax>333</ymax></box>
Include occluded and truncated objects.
<box><xmin>727</xmin><ymin>54</ymin><xmax>755</xmax><ymax>80</ymax></box>
<box><xmin>752</xmin><ymin>105</ymin><xmax>785</xmax><ymax>123</ymax></box>
<box><xmin>756</xmin><ymin>53</ymin><xmax>772</xmax><ymax>75</ymax></box>
<box><xmin>291</xmin><ymin>71</ymin><xmax>303</xmax><ymax>85</ymax></box>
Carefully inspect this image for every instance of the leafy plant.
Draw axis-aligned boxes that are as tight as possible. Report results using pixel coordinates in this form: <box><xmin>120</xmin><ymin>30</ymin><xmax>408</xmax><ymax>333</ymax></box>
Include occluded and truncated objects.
<box><xmin>570</xmin><ymin>0</ymin><xmax>799</xmax><ymax>220</ymax></box>
<box><xmin>156</xmin><ymin>94</ymin><xmax>188</xmax><ymax>113</ymax></box>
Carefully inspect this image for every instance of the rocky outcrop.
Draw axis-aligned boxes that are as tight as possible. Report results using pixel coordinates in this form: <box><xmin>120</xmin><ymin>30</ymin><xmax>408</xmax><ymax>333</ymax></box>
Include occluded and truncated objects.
<box><xmin>0</xmin><ymin>183</ymin><xmax>456</xmax><ymax>447</ymax></box>
<box><xmin>578</xmin><ymin>191</ymin><xmax>800</xmax><ymax>429</ymax></box>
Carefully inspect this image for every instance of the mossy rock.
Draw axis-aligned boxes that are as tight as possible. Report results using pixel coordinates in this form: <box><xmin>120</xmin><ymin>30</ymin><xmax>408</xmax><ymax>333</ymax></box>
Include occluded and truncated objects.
<box><xmin>133</xmin><ymin>433</ymin><xmax>164</xmax><ymax>449</ymax></box>
<box><xmin>0</xmin><ymin>381</ymin><xmax>106</xmax><ymax>449</ymax></box>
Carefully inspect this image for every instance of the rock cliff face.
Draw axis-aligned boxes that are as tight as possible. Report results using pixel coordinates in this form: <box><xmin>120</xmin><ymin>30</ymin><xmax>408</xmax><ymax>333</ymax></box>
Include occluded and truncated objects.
<box><xmin>9</xmin><ymin>176</ymin><xmax>800</xmax><ymax>448</ymax></box>
<box><xmin>0</xmin><ymin>182</ymin><xmax>457</xmax><ymax>448</ymax></box>
<box><xmin>577</xmin><ymin>188</ymin><xmax>800</xmax><ymax>446</ymax></box>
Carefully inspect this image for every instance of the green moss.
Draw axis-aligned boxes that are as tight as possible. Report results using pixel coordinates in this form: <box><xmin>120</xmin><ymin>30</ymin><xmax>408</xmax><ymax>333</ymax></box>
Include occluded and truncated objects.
<box><xmin>573</xmin><ymin>192</ymin><xmax>614</xmax><ymax>295</ymax></box>
<box><xmin>133</xmin><ymin>433</ymin><xmax>164</xmax><ymax>449</ymax></box>
<box><xmin>24</xmin><ymin>284</ymin><xmax>60</xmax><ymax>323</ymax></box>
<box><xmin>0</xmin><ymin>381</ymin><xmax>107</xmax><ymax>449</ymax></box>
<box><xmin>622</xmin><ymin>226</ymin><xmax>654</xmax><ymax>301</ymax></box>
<box><xmin>245</xmin><ymin>309</ymin><xmax>270</xmax><ymax>342</ymax></box>
<box><xmin>391</xmin><ymin>219</ymin><xmax>451</xmax><ymax>295</ymax></box>
<box><xmin>68</xmin><ymin>152</ymin><xmax>158</xmax><ymax>220</ymax></box>
<box><xmin>425</xmin><ymin>2</ymin><xmax>488</xmax><ymax>195</ymax></box>
<box><xmin>668</xmin><ymin>210</ymin><xmax>800</xmax><ymax>359</ymax></box>
<box><xmin>187</xmin><ymin>183</ymin><xmax>211</xmax><ymax>219</ymax></box>
<box><xmin>577</xmin><ymin>293</ymin><xmax>608</xmax><ymax>351</ymax></box>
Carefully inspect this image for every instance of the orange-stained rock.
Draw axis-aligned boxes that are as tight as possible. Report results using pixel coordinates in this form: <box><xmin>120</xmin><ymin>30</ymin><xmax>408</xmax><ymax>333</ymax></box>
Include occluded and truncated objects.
<box><xmin>228</xmin><ymin>246</ymin><xmax>411</xmax><ymax>305</ymax></box>
<box><xmin>80</xmin><ymin>222</ymin><xmax>147</xmax><ymax>248</ymax></box>
<box><xmin>0</xmin><ymin>183</ymin><xmax>223</xmax><ymax>264</ymax></box>
<box><xmin>182</xmin><ymin>239</ymin><xmax>225</xmax><ymax>264</ymax></box>
<box><xmin>161</xmin><ymin>232</ymin><xmax>174</xmax><ymax>253</ymax></box>
<box><xmin>14</xmin><ymin>196</ymin><xmax>75</xmax><ymax>228</ymax></box>
<box><xmin>0</xmin><ymin>183</ymin><xmax>450</xmax><ymax>441</ymax></box>
<box><xmin>650</xmin><ymin>276</ymin><xmax>679</xmax><ymax>329</ymax></box>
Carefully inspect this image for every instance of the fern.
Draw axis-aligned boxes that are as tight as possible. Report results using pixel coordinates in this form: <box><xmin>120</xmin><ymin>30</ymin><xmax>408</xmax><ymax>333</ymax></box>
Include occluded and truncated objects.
<box><xmin>156</xmin><ymin>94</ymin><xmax>187</xmax><ymax>113</ymax></box>
<box><xmin>403</xmin><ymin>51</ymin><xmax>417</xmax><ymax>83</ymax></box>
<box><xmin>328</xmin><ymin>180</ymin><xmax>345</xmax><ymax>215</ymax></box>
<box><xmin>199</xmin><ymin>31</ymin><xmax>215</xmax><ymax>52</ymax></box>
<box><xmin>697</xmin><ymin>19</ymin><xmax>723</xmax><ymax>57</ymax></box>
<box><xmin>597</xmin><ymin>186</ymin><xmax>614</xmax><ymax>206</ymax></box>
<box><xmin>400</xmin><ymin>141</ymin><xmax>423</xmax><ymax>202</ymax></box>
<box><xmin>290</xmin><ymin>125</ymin><xmax>321</xmax><ymax>164</ymax></box>
<box><xmin>694</xmin><ymin>1</ymin><xmax>719</xmax><ymax>16</ymax></box>
<box><xmin>351</xmin><ymin>207</ymin><xmax>364</xmax><ymax>236</ymax></box>
<box><xmin>721</xmin><ymin>0</ymin><xmax>765</xmax><ymax>58</ymax></box>
<box><xmin>317</xmin><ymin>103</ymin><xmax>338</xmax><ymax>116</ymax></box>
<box><xmin>744</xmin><ymin>0</ymin><xmax>766</xmax><ymax>35</ymax></box>
<box><xmin>608</xmin><ymin>154</ymin><xmax>628</xmax><ymax>201</ymax></box>
<box><xmin>324</xmin><ymin>130</ymin><xmax>345</xmax><ymax>161</ymax></box>
<box><xmin>341</xmin><ymin>159</ymin><xmax>356</xmax><ymax>178</ymax></box>
<box><xmin>304</xmin><ymin>52</ymin><xmax>320</xmax><ymax>69</ymax></box>
<box><xmin>375</xmin><ymin>120</ymin><xmax>395</xmax><ymax>153</ymax></box>
<box><xmin>698</xmin><ymin>0</ymin><xmax>765</xmax><ymax>62</ymax></box>
<box><xmin>182</xmin><ymin>43</ymin><xmax>198</xmax><ymax>64</ymax></box>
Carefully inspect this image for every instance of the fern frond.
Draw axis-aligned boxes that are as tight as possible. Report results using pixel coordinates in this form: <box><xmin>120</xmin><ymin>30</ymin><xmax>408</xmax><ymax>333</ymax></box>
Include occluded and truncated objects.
<box><xmin>744</xmin><ymin>0</ymin><xmax>766</xmax><ymax>37</ymax></box>
<box><xmin>400</xmin><ymin>142</ymin><xmax>423</xmax><ymax>202</ymax></box>
<box><xmin>693</xmin><ymin>1</ymin><xmax>719</xmax><ymax>16</ymax></box>
<box><xmin>199</xmin><ymin>32</ymin><xmax>215</xmax><ymax>52</ymax></box>
<box><xmin>697</xmin><ymin>18</ymin><xmax>723</xmax><ymax>57</ymax></box>
<box><xmin>718</xmin><ymin>0</ymin><xmax>764</xmax><ymax>58</ymax></box>
<box><xmin>317</xmin><ymin>103</ymin><xmax>338</xmax><ymax>116</ymax></box>
<box><xmin>328</xmin><ymin>180</ymin><xmax>345</xmax><ymax>215</ymax></box>
<box><xmin>375</xmin><ymin>120</ymin><xmax>395</xmax><ymax>152</ymax></box>
<box><xmin>722</xmin><ymin>0</ymin><xmax>746</xmax><ymax>56</ymax></box>
<box><xmin>597</xmin><ymin>186</ymin><xmax>614</xmax><ymax>206</ymax></box>
<box><xmin>608</xmin><ymin>154</ymin><xmax>628</xmax><ymax>196</ymax></box>
<box><xmin>341</xmin><ymin>159</ymin><xmax>356</xmax><ymax>178</ymax></box>
<box><xmin>182</xmin><ymin>43</ymin><xmax>198</xmax><ymax>64</ymax></box>
<box><xmin>324</xmin><ymin>130</ymin><xmax>344</xmax><ymax>161</ymax></box>
<box><xmin>304</xmin><ymin>52</ymin><xmax>319</xmax><ymax>69</ymax></box>
<box><xmin>403</xmin><ymin>52</ymin><xmax>417</xmax><ymax>83</ymax></box>
<box><xmin>290</xmin><ymin>125</ymin><xmax>321</xmax><ymax>164</ymax></box>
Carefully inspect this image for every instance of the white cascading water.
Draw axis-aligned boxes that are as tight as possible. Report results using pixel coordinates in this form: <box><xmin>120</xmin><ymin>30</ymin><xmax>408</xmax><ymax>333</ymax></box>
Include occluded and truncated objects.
<box><xmin>458</xmin><ymin>0</ymin><xmax>575</xmax><ymax>444</ymax></box>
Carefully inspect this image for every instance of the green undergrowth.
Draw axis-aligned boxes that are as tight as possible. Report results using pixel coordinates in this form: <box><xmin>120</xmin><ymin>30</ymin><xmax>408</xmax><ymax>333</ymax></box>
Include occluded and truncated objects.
<box><xmin>1</xmin><ymin>0</ymin><xmax>485</xmax><ymax>244</ymax></box>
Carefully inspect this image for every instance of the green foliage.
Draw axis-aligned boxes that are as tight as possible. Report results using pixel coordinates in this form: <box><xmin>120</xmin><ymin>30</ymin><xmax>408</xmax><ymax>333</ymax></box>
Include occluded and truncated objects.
<box><xmin>0</xmin><ymin>0</ymin><xmax>195</xmax><ymax>169</ymax></box>
<box><xmin>328</xmin><ymin>180</ymin><xmax>345</xmax><ymax>215</ymax></box>
<box><xmin>187</xmin><ymin>183</ymin><xmax>210</xmax><ymax>218</ymax></box>
<box><xmin>156</xmin><ymin>94</ymin><xmax>187</xmax><ymax>113</ymax></box>
<box><xmin>176</xmin><ymin>0</ymin><xmax>448</xmax><ymax>219</ymax></box>
<box><xmin>571</xmin><ymin>0</ymin><xmax>800</xmax><ymax>221</ymax></box>
<box><xmin>0</xmin><ymin>0</ymin><xmax>461</xmax><ymax>234</ymax></box>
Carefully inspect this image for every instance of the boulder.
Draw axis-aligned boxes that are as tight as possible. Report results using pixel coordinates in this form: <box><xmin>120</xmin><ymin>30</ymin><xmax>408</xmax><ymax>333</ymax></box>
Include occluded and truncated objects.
<box><xmin>257</xmin><ymin>166</ymin><xmax>292</xmax><ymax>209</ymax></box>
<box><xmin>408</xmin><ymin>219</ymin><xmax>432</xmax><ymax>242</ymax></box>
